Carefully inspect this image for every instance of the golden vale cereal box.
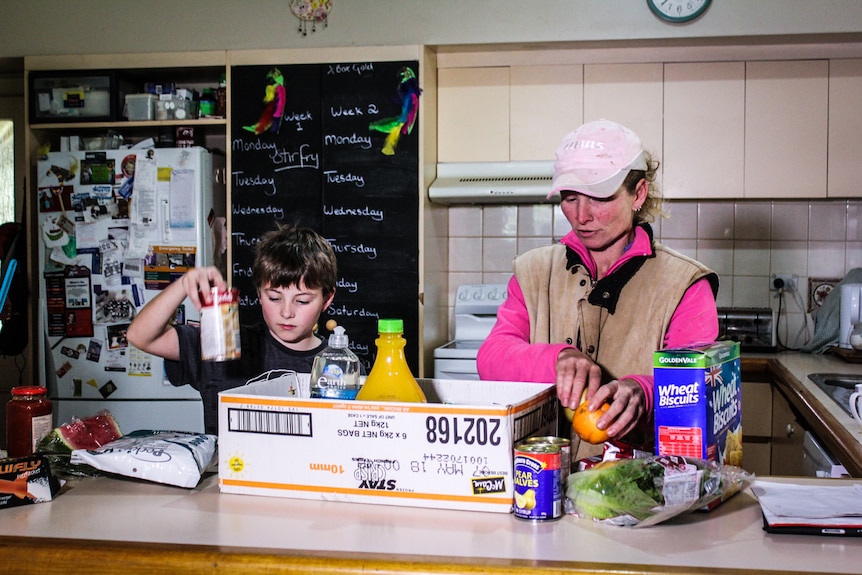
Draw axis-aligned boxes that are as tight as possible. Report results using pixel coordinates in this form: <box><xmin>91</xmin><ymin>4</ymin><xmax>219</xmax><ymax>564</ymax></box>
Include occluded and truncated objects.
<box><xmin>653</xmin><ymin>341</ymin><xmax>742</xmax><ymax>468</ymax></box>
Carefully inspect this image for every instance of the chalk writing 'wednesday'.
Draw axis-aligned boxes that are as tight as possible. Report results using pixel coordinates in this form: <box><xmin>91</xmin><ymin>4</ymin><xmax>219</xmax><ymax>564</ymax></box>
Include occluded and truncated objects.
<box><xmin>231</xmin><ymin>204</ymin><xmax>383</xmax><ymax>222</ymax></box>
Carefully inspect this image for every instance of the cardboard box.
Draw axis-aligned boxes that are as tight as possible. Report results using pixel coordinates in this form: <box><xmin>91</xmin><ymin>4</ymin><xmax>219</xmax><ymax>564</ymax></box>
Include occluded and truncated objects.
<box><xmin>218</xmin><ymin>376</ymin><xmax>557</xmax><ymax>513</ymax></box>
<box><xmin>653</xmin><ymin>341</ymin><xmax>742</xmax><ymax>467</ymax></box>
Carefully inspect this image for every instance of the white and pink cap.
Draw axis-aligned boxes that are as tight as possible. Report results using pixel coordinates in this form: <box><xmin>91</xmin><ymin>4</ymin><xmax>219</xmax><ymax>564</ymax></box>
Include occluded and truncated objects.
<box><xmin>549</xmin><ymin>119</ymin><xmax>647</xmax><ymax>199</ymax></box>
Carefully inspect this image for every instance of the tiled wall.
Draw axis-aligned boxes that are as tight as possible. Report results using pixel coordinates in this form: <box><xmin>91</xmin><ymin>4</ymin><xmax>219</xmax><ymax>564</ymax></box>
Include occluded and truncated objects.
<box><xmin>446</xmin><ymin>199</ymin><xmax>862</xmax><ymax>349</ymax></box>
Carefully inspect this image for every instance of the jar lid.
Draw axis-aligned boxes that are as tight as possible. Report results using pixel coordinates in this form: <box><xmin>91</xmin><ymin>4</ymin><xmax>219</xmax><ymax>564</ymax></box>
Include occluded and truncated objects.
<box><xmin>11</xmin><ymin>386</ymin><xmax>48</xmax><ymax>396</ymax></box>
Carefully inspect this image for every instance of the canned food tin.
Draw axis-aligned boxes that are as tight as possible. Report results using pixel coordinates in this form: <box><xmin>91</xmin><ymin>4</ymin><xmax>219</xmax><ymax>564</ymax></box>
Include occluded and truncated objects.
<box><xmin>513</xmin><ymin>441</ymin><xmax>563</xmax><ymax>521</ymax></box>
<box><xmin>523</xmin><ymin>436</ymin><xmax>571</xmax><ymax>492</ymax></box>
<box><xmin>200</xmin><ymin>287</ymin><xmax>241</xmax><ymax>361</ymax></box>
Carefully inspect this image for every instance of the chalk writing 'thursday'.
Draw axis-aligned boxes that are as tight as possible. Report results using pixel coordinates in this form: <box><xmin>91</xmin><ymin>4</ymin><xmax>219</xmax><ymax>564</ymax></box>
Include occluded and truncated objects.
<box><xmin>323</xmin><ymin>205</ymin><xmax>382</xmax><ymax>221</ymax></box>
<box><xmin>327</xmin><ymin>239</ymin><xmax>378</xmax><ymax>260</ymax></box>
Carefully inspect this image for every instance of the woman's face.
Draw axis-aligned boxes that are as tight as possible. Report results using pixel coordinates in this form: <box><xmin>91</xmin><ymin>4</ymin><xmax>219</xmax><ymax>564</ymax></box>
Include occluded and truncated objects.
<box><xmin>258</xmin><ymin>281</ymin><xmax>333</xmax><ymax>350</ymax></box>
<box><xmin>559</xmin><ymin>179</ymin><xmax>646</xmax><ymax>254</ymax></box>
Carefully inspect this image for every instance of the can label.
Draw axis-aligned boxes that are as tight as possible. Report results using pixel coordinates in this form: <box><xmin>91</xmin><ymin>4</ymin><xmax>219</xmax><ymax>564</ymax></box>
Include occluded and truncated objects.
<box><xmin>523</xmin><ymin>436</ymin><xmax>571</xmax><ymax>493</ymax></box>
<box><xmin>513</xmin><ymin>441</ymin><xmax>562</xmax><ymax>521</ymax></box>
<box><xmin>200</xmin><ymin>287</ymin><xmax>241</xmax><ymax>361</ymax></box>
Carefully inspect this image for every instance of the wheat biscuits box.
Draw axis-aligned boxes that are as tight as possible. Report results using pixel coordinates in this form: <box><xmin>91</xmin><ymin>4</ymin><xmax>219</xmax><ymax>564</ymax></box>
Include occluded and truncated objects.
<box><xmin>653</xmin><ymin>341</ymin><xmax>742</xmax><ymax>469</ymax></box>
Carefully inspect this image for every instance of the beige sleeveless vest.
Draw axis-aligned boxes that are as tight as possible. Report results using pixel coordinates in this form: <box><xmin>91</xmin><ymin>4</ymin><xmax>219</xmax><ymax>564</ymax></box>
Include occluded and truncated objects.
<box><xmin>513</xmin><ymin>242</ymin><xmax>716</xmax><ymax>459</ymax></box>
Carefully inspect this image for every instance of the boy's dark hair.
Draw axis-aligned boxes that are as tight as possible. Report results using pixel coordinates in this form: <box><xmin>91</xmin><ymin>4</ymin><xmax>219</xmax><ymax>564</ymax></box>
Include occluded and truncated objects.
<box><xmin>252</xmin><ymin>225</ymin><xmax>337</xmax><ymax>296</ymax></box>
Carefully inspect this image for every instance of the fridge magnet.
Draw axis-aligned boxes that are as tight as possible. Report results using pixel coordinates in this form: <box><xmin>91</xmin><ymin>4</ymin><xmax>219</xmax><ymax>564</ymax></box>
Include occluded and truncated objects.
<box><xmin>80</xmin><ymin>155</ymin><xmax>115</xmax><ymax>186</ymax></box>
<box><xmin>94</xmin><ymin>289</ymin><xmax>135</xmax><ymax>324</ymax></box>
<box><xmin>40</xmin><ymin>157</ymin><xmax>78</xmax><ymax>188</ymax></box>
<box><xmin>63</xmin><ymin>267</ymin><xmax>95</xmax><ymax>338</ymax></box>
<box><xmin>38</xmin><ymin>185</ymin><xmax>73</xmax><ymax>213</ymax></box>
<box><xmin>107</xmin><ymin>323</ymin><xmax>130</xmax><ymax>350</ymax></box>
<box><xmin>56</xmin><ymin>361</ymin><xmax>72</xmax><ymax>379</ymax></box>
<box><xmin>369</xmin><ymin>66</ymin><xmax>421</xmax><ymax>156</ymax></box>
<box><xmin>73</xmin><ymin>378</ymin><xmax>83</xmax><ymax>397</ymax></box>
<box><xmin>104</xmin><ymin>348</ymin><xmax>127</xmax><ymax>372</ymax></box>
<box><xmin>290</xmin><ymin>0</ymin><xmax>332</xmax><ymax>35</ymax></box>
<box><xmin>86</xmin><ymin>339</ymin><xmax>103</xmax><ymax>362</ymax></box>
<box><xmin>242</xmin><ymin>68</ymin><xmax>286</xmax><ymax>135</ymax></box>
<box><xmin>98</xmin><ymin>380</ymin><xmax>118</xmax><ymax>399</ymax></box>
<box><xmin>85</xmin><ymin>378</ymin><xmax>98</xmax><ymax>388</ymax></box>
<box><xmin>129</xmin><ymin>347</ymin><xmax>152</xmax><ymax>377</ymax></box>
<box><xmin>60</xmin><ymin>345</ymin><xmax>80</xmax><ymax>360</ymax></box>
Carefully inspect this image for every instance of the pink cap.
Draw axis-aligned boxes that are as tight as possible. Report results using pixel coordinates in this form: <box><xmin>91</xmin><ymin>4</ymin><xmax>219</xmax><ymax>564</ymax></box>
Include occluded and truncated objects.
<box><xmin>549</xmin><ymin>119</ymin><xmax>647</xmax><ymax>199</ymax></box>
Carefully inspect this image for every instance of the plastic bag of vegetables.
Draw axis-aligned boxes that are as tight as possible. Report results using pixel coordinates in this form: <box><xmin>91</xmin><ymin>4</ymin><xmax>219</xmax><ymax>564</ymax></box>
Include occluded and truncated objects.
<box><xmin>566</xmin><ymin>454</ymin><xmax>753</xmax><ymax>527</ymax></box>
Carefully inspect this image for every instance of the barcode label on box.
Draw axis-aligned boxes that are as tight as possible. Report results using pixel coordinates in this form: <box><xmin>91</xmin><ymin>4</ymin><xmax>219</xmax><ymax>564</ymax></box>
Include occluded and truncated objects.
<box><xmin>227</xmin><ymin>408</ymin><xmax>312</xmax><ymax>437</ymax></box>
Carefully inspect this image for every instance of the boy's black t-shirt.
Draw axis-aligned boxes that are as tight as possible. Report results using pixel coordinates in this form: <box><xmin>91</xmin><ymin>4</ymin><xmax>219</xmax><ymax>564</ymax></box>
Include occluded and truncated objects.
<box><xmin>165</xmin><ymin>323</ymin><xmax>325</xmax><ymax>434</ymax></box>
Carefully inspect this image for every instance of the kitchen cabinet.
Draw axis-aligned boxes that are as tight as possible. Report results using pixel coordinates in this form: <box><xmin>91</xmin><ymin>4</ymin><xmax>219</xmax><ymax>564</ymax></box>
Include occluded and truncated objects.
<box><xmin>770</xmin><ymin>385</ymin><xmax>807</xmax><ymax>476</ymax></box>
<box><xmin>583</xmin><ymin>63</ymin><xmax>663</xmax><ymax>165</ymax></box>
<box><xmin>742</xmin><ymin>375</ymin><xmax>807</xmax><ymax>476</ymax></box>
<box><xmin>663</xmin><ymin>62</ymin><xmax>745</xmax><ymax>199</ymax></box>
<box><xmin>741</xmin><ymin>379</ymin><xmax>772</xmax><ymax>476</ymax></box>
<box><xmin>510</xmin><ymin>65</ymin><xmax>582</xmax><ymax>161</ymax></box>
<box><xmin>828</xmin><ymin>58</ymin><xmax>862</xmax><ymax>198</ymax></box>
<box><xmin>744</xmin><ymin>60</ymin><xmax>828</xmax><ymax>199</ymax></box>
<box><xmin>437</xmin><ymin>66</ymin><xmax>509</xmax><ymax>162</ymax></box>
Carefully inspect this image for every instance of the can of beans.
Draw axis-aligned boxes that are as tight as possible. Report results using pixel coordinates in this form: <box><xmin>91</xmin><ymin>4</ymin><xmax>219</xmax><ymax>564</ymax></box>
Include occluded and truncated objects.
<box><xmin>513</xmin><ymin>440</ymin><xmax>563</xmax><ymax>521</ymax></box>
<box><xmin>200</xmin><ymin>287</ymin><xmax>241</xmax><ymax>361</ymax></box>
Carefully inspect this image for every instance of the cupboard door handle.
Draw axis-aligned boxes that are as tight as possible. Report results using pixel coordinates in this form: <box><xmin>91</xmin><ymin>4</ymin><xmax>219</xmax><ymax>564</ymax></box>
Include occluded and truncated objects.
<box><xmin>785</xmin><ymin>423</ymin><xmax>795</xmax><ymax>437</ymax></box>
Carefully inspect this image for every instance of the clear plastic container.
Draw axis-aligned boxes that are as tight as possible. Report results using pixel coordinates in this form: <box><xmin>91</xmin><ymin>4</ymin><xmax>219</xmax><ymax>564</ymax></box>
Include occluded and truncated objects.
<box><xmin>310</xmin><ymin>326</ymin><xmax>361</xmax><ymax>400</ymax></box>
<box><xmin>355</xmin><ymin>319</ymin><xmax>426</xmax><ymax>403</ymax></box>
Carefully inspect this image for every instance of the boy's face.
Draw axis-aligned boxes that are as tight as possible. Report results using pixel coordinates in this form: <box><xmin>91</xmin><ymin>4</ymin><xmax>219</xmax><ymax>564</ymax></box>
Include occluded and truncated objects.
<box><xmin>258</xmin><ymin>281</ymin><xmax>334</xmax><ymax>350</ymax></box>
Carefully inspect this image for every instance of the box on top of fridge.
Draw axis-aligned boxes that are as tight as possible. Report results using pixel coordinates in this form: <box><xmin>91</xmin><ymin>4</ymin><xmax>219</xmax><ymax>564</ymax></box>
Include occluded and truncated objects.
<box><xmin>653</xmin><ymin>340</ymin><xmax>742</xmax><ymax>468</ymax></box>
<box><xmin>217</xmin><ymin>374</ymin><xmax>557</xmax><ymax>513</ymax></box>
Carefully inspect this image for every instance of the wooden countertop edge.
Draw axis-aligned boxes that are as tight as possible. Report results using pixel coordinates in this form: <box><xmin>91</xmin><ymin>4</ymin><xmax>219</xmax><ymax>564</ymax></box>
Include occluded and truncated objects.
<box><xmin>759</xmin><ymin>358</ymin><xmax>862</xmax><ymax>478</ymax></box>
<box><xmin>0</xmin><ymin>534</ymin><xmax>824</xmax><ymax>575</ymax></box>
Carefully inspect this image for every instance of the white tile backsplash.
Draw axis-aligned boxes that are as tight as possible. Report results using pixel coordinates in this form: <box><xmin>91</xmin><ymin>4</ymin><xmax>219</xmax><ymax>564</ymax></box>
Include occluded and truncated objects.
<box><xmin>443</xmin><ymin>198</ymin><xmax>862</xmax><ymax>341</ymax></box>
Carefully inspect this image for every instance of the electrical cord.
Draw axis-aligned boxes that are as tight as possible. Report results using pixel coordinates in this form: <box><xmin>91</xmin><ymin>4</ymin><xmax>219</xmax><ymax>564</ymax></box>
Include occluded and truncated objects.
<box><xmin>772</xmin><ymin>280</ymin><xmax>811</xmax><ymax>351</ymax></box>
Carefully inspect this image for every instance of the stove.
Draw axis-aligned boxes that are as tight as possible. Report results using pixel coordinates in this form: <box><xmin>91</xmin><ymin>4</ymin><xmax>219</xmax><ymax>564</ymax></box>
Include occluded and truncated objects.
<box><xmin>434</xmin><ymin>283</ymin><xmax>508</xmax><ymax>380</ymax></box>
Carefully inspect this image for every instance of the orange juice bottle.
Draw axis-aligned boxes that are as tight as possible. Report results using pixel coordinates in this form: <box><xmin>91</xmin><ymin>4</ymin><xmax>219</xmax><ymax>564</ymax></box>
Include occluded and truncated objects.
<box><xmin>356</xmin><ymin>319</ymin><xmax>427</xmax><ymax>403</ymax></box>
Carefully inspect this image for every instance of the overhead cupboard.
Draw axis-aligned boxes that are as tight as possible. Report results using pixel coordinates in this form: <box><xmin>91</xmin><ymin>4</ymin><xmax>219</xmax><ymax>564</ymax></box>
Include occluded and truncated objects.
<box><xmin>437</xmin><ymin>54</ymin><xmax>862</xmax><ymax>199</ymax></box>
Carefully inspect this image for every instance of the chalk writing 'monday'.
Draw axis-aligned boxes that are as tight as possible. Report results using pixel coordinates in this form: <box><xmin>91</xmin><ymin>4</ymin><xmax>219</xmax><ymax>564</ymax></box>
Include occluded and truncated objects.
<box><xmin>324</xmin><ymin>133</ymin><xmax>372</xmax><ymax>150</ymax></box>
<box><xmin>232</xmin><ymin>139</ymin><xmax>321</xmax><ymax>172</ymax></box>
<box><xmin>324</xmin><ymin>170</ymin><xmax>365</xmax><ymax>187</ymax></box>
<box><xmin>324</xmin><ymin>204</ymin><xmax>382</xmax><ymax>221</ymax></box>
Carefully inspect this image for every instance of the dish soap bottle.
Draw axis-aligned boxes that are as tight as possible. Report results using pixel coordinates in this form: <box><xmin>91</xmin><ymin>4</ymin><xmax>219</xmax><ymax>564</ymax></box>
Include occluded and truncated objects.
<box><xmin>356</xmin><ymin>319</ymin><xmax>426</xmax><ymax>403</ymax></box>
<box><xmin>309</xmin><ymin>326</ymin><xmax>361</xmax><ymax>399</ymax></box>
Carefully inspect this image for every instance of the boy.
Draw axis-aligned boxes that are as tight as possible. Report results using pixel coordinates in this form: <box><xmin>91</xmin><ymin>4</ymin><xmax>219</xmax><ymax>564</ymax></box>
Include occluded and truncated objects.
<box><xmin>127</xmin><ymin>224</ymin><xmax>338</xmax><ymax>434</ymax></box>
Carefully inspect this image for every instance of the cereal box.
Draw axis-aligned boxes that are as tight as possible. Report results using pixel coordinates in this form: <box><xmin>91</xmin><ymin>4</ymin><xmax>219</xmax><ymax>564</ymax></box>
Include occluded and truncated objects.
<box><xmin>653</xmin><ymin>341</ymin><xmax>742</xmax><ymax>469</ymax></box>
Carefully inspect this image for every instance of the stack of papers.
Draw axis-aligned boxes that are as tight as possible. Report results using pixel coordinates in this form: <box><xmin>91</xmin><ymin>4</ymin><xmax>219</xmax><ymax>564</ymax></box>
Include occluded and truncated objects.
<box><xmin>752</xmin><ymin>480</ymin><xmax>862</xmax><ymax>536</ymax></box>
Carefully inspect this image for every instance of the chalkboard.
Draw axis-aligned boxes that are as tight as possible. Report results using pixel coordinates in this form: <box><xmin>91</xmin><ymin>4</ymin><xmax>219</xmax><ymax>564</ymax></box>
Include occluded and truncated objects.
<box><xmin>230</xmin><ymin>60</ymin><xmax>420</xmax><ymax>374</ymax></box>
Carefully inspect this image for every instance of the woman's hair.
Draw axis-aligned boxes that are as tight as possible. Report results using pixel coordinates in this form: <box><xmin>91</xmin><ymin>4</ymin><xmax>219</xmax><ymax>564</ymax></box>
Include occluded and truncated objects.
<box><xmin>252</xmin><ymin>224</ymin><xmax>337</xmax><ymax>296</ymax></box>
<box><xmin>622</xmin><ymin>151</ymin><xmax>666</xmax><ymax>225</ymax></box>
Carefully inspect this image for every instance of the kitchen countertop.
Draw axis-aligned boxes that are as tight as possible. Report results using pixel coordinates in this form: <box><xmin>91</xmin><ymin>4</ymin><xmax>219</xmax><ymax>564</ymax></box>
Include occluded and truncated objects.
<box><xmin>1</xmin><ymin>472</ymin><xmax>860</xmax><ymax>575</ymax></box>
<box><xmin>0</xmin><ymin>351</ymin><xmax>860</xmax><ymax>574</ymax></box>
<box><xmin>744</xmin><ymin>351</ymin><xmax>862</xmax><ymax>477</ymax></box>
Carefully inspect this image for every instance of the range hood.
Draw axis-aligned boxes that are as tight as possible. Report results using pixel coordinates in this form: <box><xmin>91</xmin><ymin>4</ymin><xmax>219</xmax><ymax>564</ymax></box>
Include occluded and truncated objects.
<box><xmin>428</xmin><ymin>161</ymin><xmax>556</xmax><ymax>205</ymax></box>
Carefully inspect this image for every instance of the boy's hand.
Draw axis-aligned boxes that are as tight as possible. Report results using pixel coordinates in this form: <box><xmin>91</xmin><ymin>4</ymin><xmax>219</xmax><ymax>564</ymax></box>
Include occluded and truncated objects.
<box><xmin>181</xmin><ymin>267</ymin><xmax>227</xmax><ymax>310</ymax></box>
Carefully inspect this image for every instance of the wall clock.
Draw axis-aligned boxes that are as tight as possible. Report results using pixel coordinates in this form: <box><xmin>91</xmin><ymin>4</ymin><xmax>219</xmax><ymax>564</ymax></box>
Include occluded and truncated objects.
<box><xmin>647</xmin><ymin>0</ymin><xmax>711</xmax><ymax>23</ymax></box>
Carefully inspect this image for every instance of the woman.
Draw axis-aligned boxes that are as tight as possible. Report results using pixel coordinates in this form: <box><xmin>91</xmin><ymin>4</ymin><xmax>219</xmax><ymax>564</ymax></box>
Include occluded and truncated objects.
<box><xmin>477</xmin><ymin>119</ymin><xmax>719</xmax><ymax>454</ymax></box>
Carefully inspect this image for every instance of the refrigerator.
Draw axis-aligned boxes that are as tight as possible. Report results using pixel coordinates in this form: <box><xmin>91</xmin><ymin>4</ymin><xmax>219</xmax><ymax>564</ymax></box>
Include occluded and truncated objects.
<box><xmin>36</xmin><ymin>146</ymin><xmax>226</xmax><ymax>434</ymax></box>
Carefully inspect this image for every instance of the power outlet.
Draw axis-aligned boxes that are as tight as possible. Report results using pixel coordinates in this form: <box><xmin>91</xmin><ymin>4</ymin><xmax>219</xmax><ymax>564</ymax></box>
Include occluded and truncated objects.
<box><xmin>770</xmin><ymin>273</ymin><xmax>798</xmax><ymax>292</ymax></box>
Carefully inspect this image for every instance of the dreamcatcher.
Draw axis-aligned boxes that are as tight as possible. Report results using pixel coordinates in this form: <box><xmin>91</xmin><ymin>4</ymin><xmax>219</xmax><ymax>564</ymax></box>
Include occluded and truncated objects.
<box><xmin>291</xmin><ymin>0</ymin><xmax>333</xmax><ymax>35</ymax></box>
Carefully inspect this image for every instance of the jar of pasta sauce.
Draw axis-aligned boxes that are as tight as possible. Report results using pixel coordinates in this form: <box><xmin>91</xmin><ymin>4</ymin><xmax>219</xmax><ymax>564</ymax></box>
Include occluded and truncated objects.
<box><xmin>6</xmin><ymin>386</ymin><xmax>53</xmax><ymax>457</ymax></box>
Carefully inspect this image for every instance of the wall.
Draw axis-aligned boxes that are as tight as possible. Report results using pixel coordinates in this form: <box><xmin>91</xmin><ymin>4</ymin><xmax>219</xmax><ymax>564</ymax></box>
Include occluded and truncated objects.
<box><xmin>1</xmin><ymin>1</ymin><xmax>862</xmax><ymax>58</ymax></box>
<box><xmin>446</xmin><ymin>199</ymin><xmax>862</xmax><ymax>349</ymax></box>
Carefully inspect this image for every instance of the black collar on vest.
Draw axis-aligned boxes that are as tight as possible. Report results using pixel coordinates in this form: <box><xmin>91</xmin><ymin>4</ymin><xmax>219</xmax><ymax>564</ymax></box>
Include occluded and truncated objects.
<box><xmin>564</xmin><ymin>223</ymin><xmax>655</xmax><ymax>315</ymax></box>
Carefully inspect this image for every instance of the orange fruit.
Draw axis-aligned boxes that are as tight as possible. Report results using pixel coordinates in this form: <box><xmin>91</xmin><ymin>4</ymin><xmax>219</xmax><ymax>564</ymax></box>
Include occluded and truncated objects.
<box><xmin>571</xmin><ymin>401</ymin><xmax>611</xmax><ymax>444</ymax></box>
